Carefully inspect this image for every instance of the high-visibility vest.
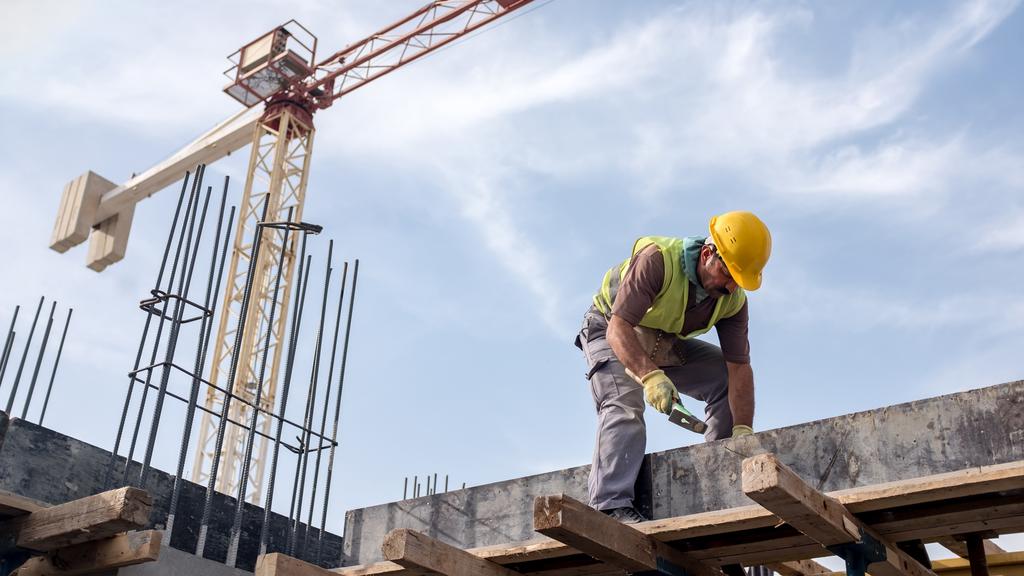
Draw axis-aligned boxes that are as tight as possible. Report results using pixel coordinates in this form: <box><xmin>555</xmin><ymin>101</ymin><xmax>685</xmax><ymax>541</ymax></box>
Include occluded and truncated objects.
<box><xmin>593</xmin><ymin>236</ymin><xmax>746</xmax><ymax>338</ymax></box>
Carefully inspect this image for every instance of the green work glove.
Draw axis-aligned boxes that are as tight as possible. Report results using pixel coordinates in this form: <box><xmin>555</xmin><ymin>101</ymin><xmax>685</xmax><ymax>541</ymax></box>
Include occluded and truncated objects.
<box><xmin>732</xmin><ymin>425</ymin><xmax>753</xmax><ymax>438</ymax></box>
<box><xmin>639</xmin><ymin>369</ymin><xmax>678</xmax><ymax>414</ymax></box>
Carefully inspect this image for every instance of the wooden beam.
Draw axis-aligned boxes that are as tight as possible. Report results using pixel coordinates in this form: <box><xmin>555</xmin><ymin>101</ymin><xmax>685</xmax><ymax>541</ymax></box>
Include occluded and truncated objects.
<box><xmin>334</xmin><ymin>461</ymin><xmax>1024</xmax><ymax>576</ymax></box>
<box><xmin>382</xmin><ymin>529</ymin><xmax>520</xmax><ymax>576</ymax></box>
<box><xmin>0</xmin><ymin>489</ymin><xmax>47</xmax><ymax>519</ymax></box>
<box><xmin>11</xmin><ymin>530</ymin><xmax>161</xmax><ymax>576</ymax></box>
<box><xmin>742</xmin><ymin>453</ymin><xmax>937</xmax><ymax>576</ymax></box>
<box><xmin>534</xmin><ymin>493</ymin><xmax>720</xmax><ymax>576</ymax></box>
<box><xmin>10</xmin><ymin>487</ymin><xmax>151</xmax><ymax>551</ymax></box>
<box><xmin>938</xmin><ymin>536</ymin><xmax>1006</xmax><ymax>559</ymax></box>
<box><xmin>766</xmin><ymin>559</ymin><xmax>833</xmax><ymax>576</ymax></box>
<box><xmin>933</xmin><ymin>552</ymin><xmax>1024</xmax><ymax>576</ymax></box>
<box><xmin>255</xmin><ymin>552</ymin><xmax>395</xmax><ymax>576</ymax></box>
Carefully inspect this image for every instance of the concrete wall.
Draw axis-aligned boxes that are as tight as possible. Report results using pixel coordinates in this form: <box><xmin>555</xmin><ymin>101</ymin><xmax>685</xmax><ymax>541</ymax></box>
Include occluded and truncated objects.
<box><xmin>343</xmin><ymin>380</ymin><xmax>1024</xmax><ymax>566</ymax></box>
<box><xmin>0</xmin><ymin>416</ymin><xmax>343</xmax><ymax>572</ymax></box>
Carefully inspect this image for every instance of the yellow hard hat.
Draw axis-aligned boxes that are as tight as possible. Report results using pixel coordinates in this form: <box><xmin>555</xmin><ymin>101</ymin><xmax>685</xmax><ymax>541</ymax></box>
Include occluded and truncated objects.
<box><xmin>708</xmin><ymin>211</ymin><xmax>772</xmax><ymax>291</ymax></box>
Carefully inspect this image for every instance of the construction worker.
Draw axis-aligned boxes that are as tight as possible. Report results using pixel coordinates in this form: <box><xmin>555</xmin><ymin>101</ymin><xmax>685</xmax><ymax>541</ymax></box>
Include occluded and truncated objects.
<box><xmin>576</xmin><ymin>211</ymin><xmax>771</xmax><ymax>523</ymax></box>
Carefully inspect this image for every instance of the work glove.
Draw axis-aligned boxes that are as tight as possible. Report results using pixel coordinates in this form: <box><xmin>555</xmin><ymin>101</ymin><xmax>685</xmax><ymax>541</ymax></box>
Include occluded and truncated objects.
<box><xmin>638</xmin><ymin>369</ymin><xmax>679</xmax><ymax>414</ymax></box>
<box><xmin>732</xmin><ymin>425</ymin><xmax>753</xmax><ymax>438</ymax></box>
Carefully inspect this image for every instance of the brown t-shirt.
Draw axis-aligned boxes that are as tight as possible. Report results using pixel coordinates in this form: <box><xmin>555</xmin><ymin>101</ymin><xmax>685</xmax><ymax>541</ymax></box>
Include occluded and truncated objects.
<box><xmin>610</xmin><ymin>244</ymin><xmax>751</xmax><ymax>364</ymax></box>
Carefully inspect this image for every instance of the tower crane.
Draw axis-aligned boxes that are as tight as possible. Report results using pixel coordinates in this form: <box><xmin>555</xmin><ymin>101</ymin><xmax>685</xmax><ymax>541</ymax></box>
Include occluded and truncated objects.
<box><xmin>49</xmin><ymin>0</ymin><xmax>536</xmax><ymax>504</ymax></box>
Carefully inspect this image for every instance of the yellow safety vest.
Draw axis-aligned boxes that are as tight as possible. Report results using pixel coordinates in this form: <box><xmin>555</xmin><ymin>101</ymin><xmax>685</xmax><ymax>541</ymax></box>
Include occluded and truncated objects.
<box><xmin>593</xmin><ymin>236</ymin><xmax>746</xmax><ymax>338</ymax></box>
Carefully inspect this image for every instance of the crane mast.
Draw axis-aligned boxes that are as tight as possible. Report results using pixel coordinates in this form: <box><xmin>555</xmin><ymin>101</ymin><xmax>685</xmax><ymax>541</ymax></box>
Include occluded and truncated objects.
<box><xmin>188</xmin><ymin>0</ymin><xmax>536</xmax><ymax>504</ymax></box>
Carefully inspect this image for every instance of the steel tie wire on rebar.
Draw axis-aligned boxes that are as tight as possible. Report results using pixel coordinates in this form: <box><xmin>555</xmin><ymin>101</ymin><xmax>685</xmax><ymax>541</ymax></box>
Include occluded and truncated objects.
<box><xmin>106</xmin><ymin>171</ymin><xmax>193</xmax><ymax>489</ymax></box>
<box><xmin>226</xmin><ymin>208</ymin><xmax>295</xmax><ymax>567</ymax></box>
<box><xmin>195</xmin><ymin>195</ymin><xmax>272</xmax><ymax>558</ymax></box>
<box><xmin>166</xmin><ymin>177</ymin><xmax>234</xmax><ymax>538</ymax></box>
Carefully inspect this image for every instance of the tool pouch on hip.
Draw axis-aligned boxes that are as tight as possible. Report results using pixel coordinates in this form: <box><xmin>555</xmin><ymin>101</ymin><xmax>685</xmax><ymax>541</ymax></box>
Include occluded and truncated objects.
<box><xmin>634</xmin><ymin>326</ymin><xmax>685</xmax><ymax>367</ymax></box>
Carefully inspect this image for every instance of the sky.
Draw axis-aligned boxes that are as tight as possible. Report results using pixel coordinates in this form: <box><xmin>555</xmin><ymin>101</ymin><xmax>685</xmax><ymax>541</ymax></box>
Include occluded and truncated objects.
<box><xmin>1</xmin><ymin>0</ymin><xmax>1023</xmax><ymax>562</ymax></box>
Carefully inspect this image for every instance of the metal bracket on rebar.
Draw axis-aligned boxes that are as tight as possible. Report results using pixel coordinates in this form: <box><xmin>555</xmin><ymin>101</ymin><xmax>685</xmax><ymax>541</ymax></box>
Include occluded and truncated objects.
<box><xmin>260</xmin><ymin>220</ymin><xmax>323</xmax><ymax>234</ymax></box>
<box><xmin>826</xmin><ymin>529</ymin><xmax>887</xmax><ymax>576</ymax></box>
<box><xmin>139</xmin><ymin>290</ymin><xmax>213</xmax><ymax>324</ymax></box>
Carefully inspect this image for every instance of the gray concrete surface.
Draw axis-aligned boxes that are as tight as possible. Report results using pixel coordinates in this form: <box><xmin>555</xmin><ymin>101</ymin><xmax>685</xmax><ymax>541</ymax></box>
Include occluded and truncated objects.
<box><xmin>0</xmin><ymin>416</ymin><xmax>343</xmax><ymax>571</ymax></box>
<box><xmin>119</xmin><ymin>537</ymin><xmax>253</xmax><ymax>576</ymax></box>
<box><xmin>342</xmin><ymin>380</ymin><xmax>1024</xmax><ymax>566</ymax></box>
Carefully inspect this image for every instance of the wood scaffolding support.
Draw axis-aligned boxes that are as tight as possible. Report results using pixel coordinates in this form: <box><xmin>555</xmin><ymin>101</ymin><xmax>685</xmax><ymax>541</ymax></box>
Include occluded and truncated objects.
<box><xmin>0</xmin><ymin>487</ymin><xmax>159</xmax><ymax>576</ymax></box>
<box><xmin>534</xmin><ymin>493</ymin><xmax>721</xmax><ymax>576</ymax></box>
<box><xmin>11</xmin><ymin>530</ymin><xmax>162</xmax><ymax>576</ymax></box>
<box><xmin>742</xmin><ymin>453</ymin><xmax>937</xmax><ymax>576</ymax></box>
<box><xmin>257</xmin><ymin>459</ymin><xmax>1024</xmax><ymax>576</ymax></box>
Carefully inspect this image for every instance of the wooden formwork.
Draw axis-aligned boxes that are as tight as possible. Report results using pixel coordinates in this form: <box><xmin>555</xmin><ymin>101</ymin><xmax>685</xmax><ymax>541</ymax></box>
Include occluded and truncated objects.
<box><xmin>0</xmin><ymin>486</ymin><xmax>160</xmax><ymax>576</ymax></box>
<box><xmin>255</xmin><ymin>457</ymin><xmax>1024</xmax><ymax>576</ymax></box>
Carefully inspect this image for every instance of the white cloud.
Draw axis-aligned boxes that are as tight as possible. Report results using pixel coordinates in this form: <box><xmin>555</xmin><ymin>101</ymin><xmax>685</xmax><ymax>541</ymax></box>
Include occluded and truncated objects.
<box><xmin>975</xmin><ymin>213</ymin><xmax>1024</xmax><ymax>253</ymax></box>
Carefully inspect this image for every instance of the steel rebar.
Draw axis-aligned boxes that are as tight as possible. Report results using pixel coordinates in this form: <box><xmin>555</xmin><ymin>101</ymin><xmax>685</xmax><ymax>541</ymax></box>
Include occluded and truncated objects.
<box><xmin>0</xmin><ymin>305</ymin><xmax>20</xmax><ymax>388</ymax></box>
<box><xmin>195</xmin><ymin>196</ymin><xmax>271</xmax><ymax>558</ymax></box>
<box><xmin>259</xmin><ymin>241</ymin><xmax>313</xmax><ymax>556</ymax></box>
<box><xmin>39</xmin><ymin>308</ymin><xmax>72</xmax><ymax>426</ymax></box>
<box><xmin>21</xmin><ymin>301</ymin><xmax>56</xmax><ymax>419</ymax></box>
<box><xmin>106</xmin><ymin>172</ymin><xmax>192</xmax><ymax>488</ymax></box>
<box><xmin>316</xmin><ymin>259</ymin><xmax>358</xmax><ymax>562</ymax></box>
<box><xmin>5</xmin><ymin>296</ymin><xmax>45</xmax><ymax>413</ymax></box>
<box><xmin>304</xmin><ymin>260</ymin><xmax>349</xmax><ymax>555</ymax></box>
<box><xmin>166</xmin><ymin>179</ymin><xmax>233</xmax><ymax>538</ymax></box>
<box><xmin>139</xmin><ymin>180</ymin><xmax>213</xmax><ymax>488</ymax></box>
<box><xmin>124</xmin><ymin>169</ymin><xmax>202</xmax><ymax>487</ymax></box>
<box><xmin>226</xmin><ymin>213</ymin><xmax>293</xmax><ymax>567</ymax></box>
<box><xmin>289</xmin><ymin>242</ymin><xmax>334</xmax><ymax>558</ymax></box>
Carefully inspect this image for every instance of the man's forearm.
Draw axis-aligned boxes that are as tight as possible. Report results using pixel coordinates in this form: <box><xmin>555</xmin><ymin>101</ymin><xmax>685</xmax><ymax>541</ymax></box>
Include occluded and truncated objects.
<box><xmin>607</xmin><ymin>315</ymin><xmax>659</xmax><ymax>378</ymax></box>
<box><xmin>726</xmin><ymin>362</ymin><xmax>754</xmax><ymax>427</ymax></box>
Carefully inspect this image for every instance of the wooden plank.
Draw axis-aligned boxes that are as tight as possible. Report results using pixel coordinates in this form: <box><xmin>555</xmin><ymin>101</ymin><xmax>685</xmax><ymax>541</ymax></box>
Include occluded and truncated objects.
<box><xmin>256</xmin><ymin>553</ymin><xmax>400</xmax><ymax>576</ymax></box>
<box><xmin>938</xmin><ymin>537</ymin><xmax>1006</xmax><ymax>559</ymax></box>
<box><xmin>0</xmin><ymin>489</ymin><xmax>48</xmax><ymax>518</ymax></box>
<box><xmin>11</xmin><ymin>530</ymin><xmax>161</xmax><ymax>576</ymax></box>
<box><xmin>534</xmin><ymin>494</ymin><xmax>719</xmax><ymax>576</ymax></box>
<box><xmin>382</xmin><ymin>529</ymin><xmax>521</xmax><ymax>576</ymax></box>
<box><xmin>765</xmin><ymin>559</ymin><xmax>832</xmax><ymax>576</ymax></box>
<box><xmin>742</xmin><ymin>453</ymin><xmax>937</xmax><ymax>576</ymax></box>
<box><xmin>11</xmin><ymin>487</ymin><xmax>151</xmax><ymax>551</ymax></box>
<box><xmin>334</xmin><ymin>461</ymin><xmax>1024</xmax><ymax>576</ymax></box>
<box><xmin>932</xmin><ymin>552</ymin><xmax>1024</xmax><ymax>576</ymax></box>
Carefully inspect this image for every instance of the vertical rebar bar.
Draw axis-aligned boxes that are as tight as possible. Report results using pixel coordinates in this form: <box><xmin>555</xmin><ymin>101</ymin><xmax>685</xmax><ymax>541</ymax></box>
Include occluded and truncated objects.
<box><xmin>106</xmin><ymin>172</ymin><xmax>192</xmax><ymax>488</ymax></box>
<box><xmin>39</xmin><ymin>308</ymin><xmax>72</xmax><ymax>426</ymax></box>
<box><xmin>6</xmin><ymin>296</ymin><xmax>45</xmax><ymax>413</ymax></box>
<box><xmin>121</xmin><ymin>167</ymin><xmax>203</xmax><ymax>487</ymax></box>
<box><xmin>226</xmin><ymin>215</ymin><xmax>293</xmax><ymax>567</ymax></box>
<box><xmin>403</xmin><ymin>477</ymin><xmax>408</xmax><ymax>499</ymax></box>
<box><xmin>303</xmin><ymin>259</ymin><xmax>348</xmax><ymax>554</ymax></box>
<box><xmin>195</xmin><ymin>196</ymin><xmax>271</xmax><ymax>558</ymax></box>
<box><xmin>0</xmin><ymin>305</ymin><xmax>20</xmax><ymax>388</ymax></box>
<box><xmin>259</xmin><ymin>241</ymin><xmax>312</xmax><ymax>556</ymax></box>
<box><xmin>21</xmin><ymin>301</ymin><xmax>56</xmax><ymax>419</ymax></box>
<box><xmin>139</xmin><ymin>181</ymin><xmax>213</xmax><ymax>488</ymax></box>
<box><xmin>166</xmin><ymin>179</ymin><xmax>233</xmax><ymax>538</ymax></box>
<box><xmin>289</xmin><ymin>242</ymin><xmax>334</xmax><ymax>558</ymax></box>
<box><xmin>315</xmin><ymin>259</ymin><xmax>358</xmax><ymax>563</ymax></box>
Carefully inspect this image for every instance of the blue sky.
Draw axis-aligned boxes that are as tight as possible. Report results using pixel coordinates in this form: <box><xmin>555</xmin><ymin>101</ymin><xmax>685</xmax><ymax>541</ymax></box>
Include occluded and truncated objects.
<box><xmin>1</xmin><ymin>0</ymin><xmax>1022</xmax><ymax>559</ymax></box>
